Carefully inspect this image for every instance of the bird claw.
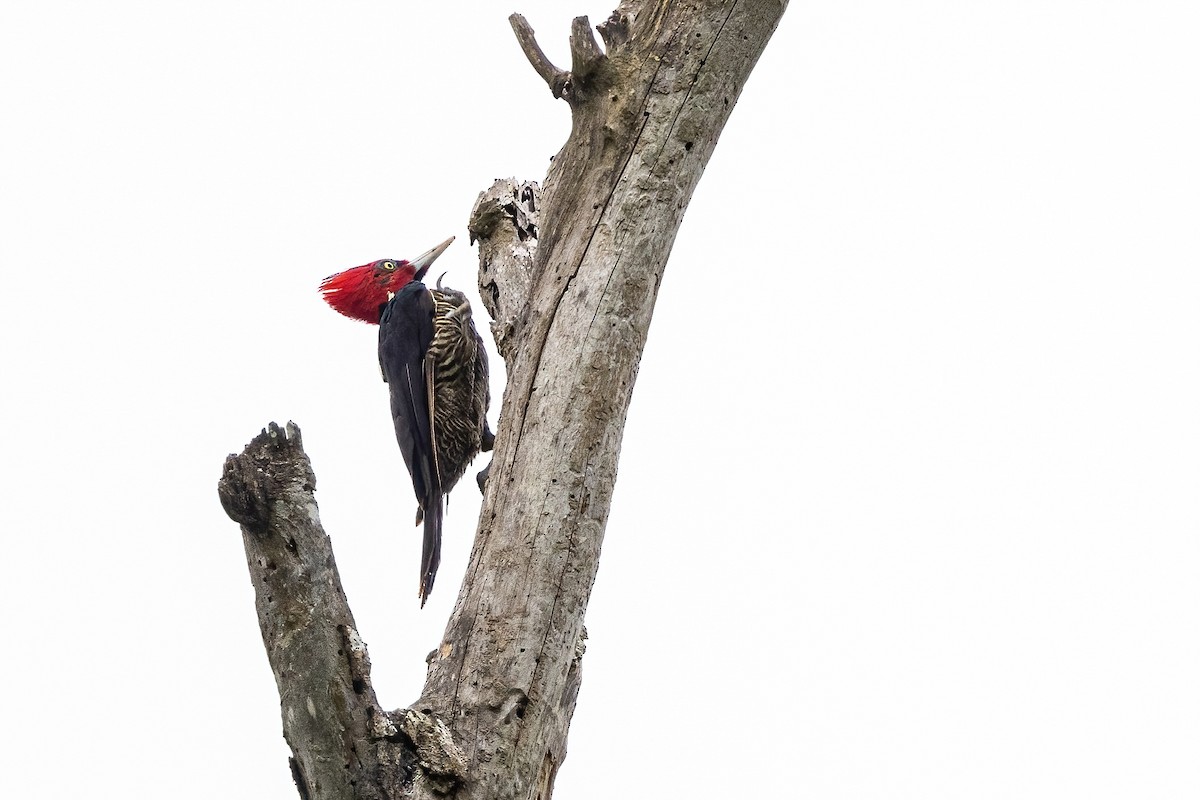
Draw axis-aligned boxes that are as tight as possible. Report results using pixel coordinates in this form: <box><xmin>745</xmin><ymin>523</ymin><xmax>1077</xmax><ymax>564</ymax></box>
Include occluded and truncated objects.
<box><xmin>481</xmin><ymin>424</ymin><xmax>495</xmax><ymax>453</ymax></box>
<box><xmin>476</xmin><ymin>461</ymin><xmax>491</xmax><ymax>494</ymax></box>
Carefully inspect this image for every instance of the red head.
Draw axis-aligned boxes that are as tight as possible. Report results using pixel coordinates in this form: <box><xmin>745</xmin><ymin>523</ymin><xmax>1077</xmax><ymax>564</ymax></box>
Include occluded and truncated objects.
<box><xmin>319</xmin><ymin>237</ymin><xmax>454</xmax><ymax>324</ymax></box>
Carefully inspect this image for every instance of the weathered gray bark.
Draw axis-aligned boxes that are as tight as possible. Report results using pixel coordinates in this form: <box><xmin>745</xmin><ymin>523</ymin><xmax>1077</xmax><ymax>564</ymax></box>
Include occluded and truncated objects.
<box><xmin>218</xmin><ymin>2</ymin><xmax>786</xmax><ymax>799</ymax></box>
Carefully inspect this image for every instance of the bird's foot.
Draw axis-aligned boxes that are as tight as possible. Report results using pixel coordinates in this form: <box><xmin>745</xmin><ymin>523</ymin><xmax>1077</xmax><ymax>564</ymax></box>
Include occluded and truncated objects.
<box><xmin>481</xmin><ymin>423</ymin><xmax>495</xmax><ymax>453</ymax></box>
<box><xmin>476</xmin><ymin>461</ymin><xmax>492</xmax><ymax>494</ymax></box>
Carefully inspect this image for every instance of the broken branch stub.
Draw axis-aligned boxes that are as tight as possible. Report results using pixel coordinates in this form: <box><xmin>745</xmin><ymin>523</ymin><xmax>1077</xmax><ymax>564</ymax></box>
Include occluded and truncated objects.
<box><xmin>468</xmin><ymin>178</ymin><xmax>541</xmax><ymax>363</ymax></box>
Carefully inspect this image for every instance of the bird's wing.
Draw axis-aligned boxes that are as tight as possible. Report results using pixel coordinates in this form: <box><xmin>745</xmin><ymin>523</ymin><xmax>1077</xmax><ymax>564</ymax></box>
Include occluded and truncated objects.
<box><xmin>425</xmin><ymin>348</ymin><xmax>442</xmax><ymax>489</ymax></box>
<box><xmin>379</xmin><ymin>282</ymin><xmax>438</xmax><ymax>510</ymax></box>
<box><xmin>381</xmin><ymin>282</ymin><xmax>445</xmax><ymax>604</ymax></box>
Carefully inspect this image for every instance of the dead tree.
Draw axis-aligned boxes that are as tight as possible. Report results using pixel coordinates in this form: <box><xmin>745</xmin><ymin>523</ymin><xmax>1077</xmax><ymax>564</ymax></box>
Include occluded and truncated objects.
<box><xmin>218</xmin><ymin>3</ymin><xmax>787</xmax><ymax>799</ymax></box>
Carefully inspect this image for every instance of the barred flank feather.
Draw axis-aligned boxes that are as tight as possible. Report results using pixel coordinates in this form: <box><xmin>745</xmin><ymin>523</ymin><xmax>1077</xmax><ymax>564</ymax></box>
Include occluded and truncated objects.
<box><xmin>427</xmin><ymin>285</ymin><xmax>491</xmax><ymax>495</ymax></box>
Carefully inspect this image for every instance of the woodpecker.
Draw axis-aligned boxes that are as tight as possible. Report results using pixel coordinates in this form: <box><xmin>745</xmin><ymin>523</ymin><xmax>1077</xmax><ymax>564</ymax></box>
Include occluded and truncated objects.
<box><xmin>319</xmin><ymin>237</ymin><xmax>492</xmax><ymax>606</ymax></box>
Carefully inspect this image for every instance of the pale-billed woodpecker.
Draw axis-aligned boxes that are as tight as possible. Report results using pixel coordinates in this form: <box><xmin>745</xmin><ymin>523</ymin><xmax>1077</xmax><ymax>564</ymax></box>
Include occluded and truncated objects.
<box><xmin>319</xmin><ymin>237</ymin><xmax>493</xmax><ymax>607</ymax></box>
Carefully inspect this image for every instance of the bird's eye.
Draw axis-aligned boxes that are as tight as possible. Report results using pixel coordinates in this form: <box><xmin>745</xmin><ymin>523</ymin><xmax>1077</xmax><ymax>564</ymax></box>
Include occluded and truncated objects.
<box><xmin>381</xmin><ymin>260</ymin><xmax>396</xmax><ymax>271</ymax></box>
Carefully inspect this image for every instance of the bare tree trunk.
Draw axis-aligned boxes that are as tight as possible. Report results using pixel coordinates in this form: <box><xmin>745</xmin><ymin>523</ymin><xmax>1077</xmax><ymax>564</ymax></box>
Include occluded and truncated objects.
<box><xmin>218</xmin><ymin>3</ymin><xmax>786</xmax><ymax>799</ymax></box>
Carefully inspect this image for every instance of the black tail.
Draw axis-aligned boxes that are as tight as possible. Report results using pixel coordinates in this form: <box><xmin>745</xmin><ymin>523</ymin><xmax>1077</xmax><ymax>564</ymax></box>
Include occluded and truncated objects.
<box><xmin>418</xmin><ymin>493</ymin><xmax>443</xmax><ymax>607</ymax></box>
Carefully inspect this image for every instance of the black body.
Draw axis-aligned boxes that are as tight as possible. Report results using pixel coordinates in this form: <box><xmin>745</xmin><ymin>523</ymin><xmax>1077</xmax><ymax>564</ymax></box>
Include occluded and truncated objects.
<box><xmin>379</xmin><ymin>279</ymin><xmax>491</xmax><ymax>606</ymax></box>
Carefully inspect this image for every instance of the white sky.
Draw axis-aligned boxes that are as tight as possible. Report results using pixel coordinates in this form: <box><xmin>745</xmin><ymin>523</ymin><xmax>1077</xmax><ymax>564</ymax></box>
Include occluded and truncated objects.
<box><xmin>2</xmin><ymin>2</ymin><xmax>1198</xmax><ymax>798</ymax></box>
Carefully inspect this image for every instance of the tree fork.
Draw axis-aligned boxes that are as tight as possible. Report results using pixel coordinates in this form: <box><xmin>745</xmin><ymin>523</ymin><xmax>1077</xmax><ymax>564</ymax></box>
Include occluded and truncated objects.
<box><xmin>219</xmin><ymin>3</ymin><xmax>786</xmax><ymax>798</ymax></box>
